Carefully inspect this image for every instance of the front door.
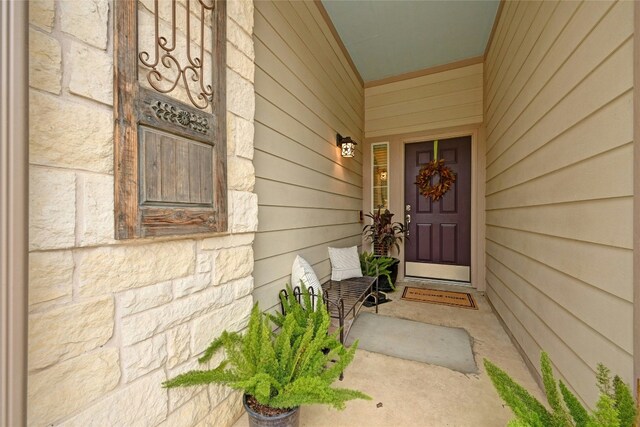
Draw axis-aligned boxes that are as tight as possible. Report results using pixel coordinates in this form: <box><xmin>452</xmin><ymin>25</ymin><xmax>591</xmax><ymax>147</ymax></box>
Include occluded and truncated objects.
<box><xmin>404</xmin><ymin>137</ymin><xmax>471</xmax><ymax>281</ymax></box>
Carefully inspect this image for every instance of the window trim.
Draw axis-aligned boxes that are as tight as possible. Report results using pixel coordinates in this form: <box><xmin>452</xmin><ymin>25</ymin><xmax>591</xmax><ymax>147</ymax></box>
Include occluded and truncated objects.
<box><xmin>371</xmin><ymin>142</ymin><xmax>389</xmax><ymax>213</ymax></box>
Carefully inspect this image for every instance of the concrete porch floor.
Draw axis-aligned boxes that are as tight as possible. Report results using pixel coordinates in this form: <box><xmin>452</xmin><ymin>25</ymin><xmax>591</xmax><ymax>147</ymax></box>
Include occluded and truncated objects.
<box><xmin>233</xmin><ymin>281</ymin><xmax>545</xmax><ymax>426</ymax></box>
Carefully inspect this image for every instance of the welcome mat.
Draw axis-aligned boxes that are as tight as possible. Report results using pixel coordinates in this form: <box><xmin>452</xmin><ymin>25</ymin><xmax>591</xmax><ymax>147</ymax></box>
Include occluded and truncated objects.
<box><xmin>402</xmin><ymin>287</ymin><xmax>478</xmax><ymax>310</ymax></box>
<box><xmin>345</xmin><ymin>312</ymin><xmax>477</xmax><ymax>373</ymax></box>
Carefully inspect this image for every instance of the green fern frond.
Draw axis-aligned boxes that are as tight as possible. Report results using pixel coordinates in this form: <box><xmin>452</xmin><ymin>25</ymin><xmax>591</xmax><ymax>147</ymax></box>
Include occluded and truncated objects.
<box><xmin>559</xmin><ymin>380</ymin><xmax>589</xmax><ymax>427</ymax></box>
<box><xmin>540</xmin><ymin>352</ymin><xmax>572</xmax><ymax>426</ymax></box>
<box><xmin>269</xmin><ymin>376</ymin><xmax>371</xmax><ymax>410</ymax></box>
<box><xmin>257</xmin><ymin>316</ymin><xmax>277</xmax><ymax>376</ymax></box>
<box><xmin>242</xmin><ymin>304</ymin><xmax>263</xmax><ymax>369</ymax></box>
<box><xmin>588</xmin><ymin>394</ymin><xmax>619</xmax><ymax>427</ymax></box>
<box><xmin>484</xmin><ymin>358</ymin><xmax>552</xmax><ymax>427</ymax></box>
<box><xmin>596</xmin><ymin>363</ymin><xmax>613</xmax><ymax>397</ymax></box>
<box><xmin>162</xmin><ymin>363</ymin><xmax>236</xmax><ymax>388</ymax></box>
<box><xmin>197</xmin><ymin>333</ymin><xmax>225</xmax><ymax>364</ymax></box>
<box><xmin>541</xmin><ymin>352</ymin><xmax>561</xmax><ymax>412</ymax></box>
<box><xmin>612</xmin><ymin>376</ymin><xmax>637</xmax><ymax>427</ymax></box>
<box><xmin>232</xmin><ymin>372</ymin><xmax>283</xmax><ymax>404</ymax></box>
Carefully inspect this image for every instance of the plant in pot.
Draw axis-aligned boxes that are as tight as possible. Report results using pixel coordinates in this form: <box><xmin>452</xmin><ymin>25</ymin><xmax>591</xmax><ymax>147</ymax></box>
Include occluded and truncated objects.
<box><xmin>362</xmin><ymin>207</ymin><xmax>405</xmax><ymax>291</ymax></box>
<box><xmin>485</xmin><ymin>351</ymin><xmax>638</xmax><ymax>427</ymax></box>
<box><xmin>163</xmin><ymin>299</ymin><xmax>370</xmax><ymax>427</ymax></box>
<box><xmin>360</xmin><ymin>251</ymin><xmax>395</xmax><ymax>304</ymax></box>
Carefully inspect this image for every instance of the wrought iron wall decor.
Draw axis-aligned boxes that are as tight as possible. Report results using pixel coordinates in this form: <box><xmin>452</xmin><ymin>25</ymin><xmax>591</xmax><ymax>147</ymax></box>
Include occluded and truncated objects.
<box><xmin>114</xmin><ymin>0</ymin><xmax>227</xmax><ymax>239</ymax></box>
<box><xmin>138</xmin><ymin>0</ymin><xmax>216</xmax><ymax>110</ymax></box>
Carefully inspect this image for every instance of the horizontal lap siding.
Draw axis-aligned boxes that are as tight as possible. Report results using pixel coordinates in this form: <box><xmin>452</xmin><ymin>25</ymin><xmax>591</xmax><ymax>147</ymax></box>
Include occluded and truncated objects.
<box><xmin>254</xmin><ymin>1</ymin><xmax>364</xmax><ymax>313</ymax></box>
<box><xmin>364</xmin><ymin>63</ymin><xmax>483</xmax><ymax>138</ymax></box>
<box><xmin>484</xmin><ymin>0</ymin><xmax>634</xmax><ymax>407</ymax></box>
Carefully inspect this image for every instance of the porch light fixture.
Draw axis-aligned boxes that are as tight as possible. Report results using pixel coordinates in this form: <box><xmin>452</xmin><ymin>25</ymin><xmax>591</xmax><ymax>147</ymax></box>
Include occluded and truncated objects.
<box><xmin>336</xmin><ymin>134</ymin><xmax>357</xmax><ymax>158</ymax></box>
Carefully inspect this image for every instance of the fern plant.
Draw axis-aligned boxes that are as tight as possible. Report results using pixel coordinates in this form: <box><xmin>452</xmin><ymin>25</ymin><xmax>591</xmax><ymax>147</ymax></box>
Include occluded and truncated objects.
<box><xmin>484</xmin><ymin>352</ymin><xmax>638</xmax><ymax>427</ymax></box>
<box><xmin>163</xmin><ymin>296</ymin><xmax>370</xmax><ymax>411</ymax></box>
<box><xmin>359</xmin><ymin>251</ymin><xmax>394</xmax><ymax>290</ymax></box>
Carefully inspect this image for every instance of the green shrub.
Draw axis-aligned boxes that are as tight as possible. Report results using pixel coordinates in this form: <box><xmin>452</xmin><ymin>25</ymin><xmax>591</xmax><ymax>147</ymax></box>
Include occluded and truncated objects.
<box><xmin>484</xmin><ymin>352</ymin><xmax>637</xmax><ymax>427</ymax></box>
<box><xmin>164</xmin><ymin>295</ymin><xmax>370</xmax><ymax>410</ymax></box>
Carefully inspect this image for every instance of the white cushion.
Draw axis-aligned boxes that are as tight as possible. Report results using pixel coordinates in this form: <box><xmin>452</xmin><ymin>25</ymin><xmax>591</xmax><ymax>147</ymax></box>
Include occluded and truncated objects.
<box><xmin>291</xmin><ymin>255</ymin><xmax>323</xmax><ymax>303</ymax></box>
<box><xmin>328</xmin><ymin>246</ymin><xmax>363</xmax><ymax>281</ymax></box>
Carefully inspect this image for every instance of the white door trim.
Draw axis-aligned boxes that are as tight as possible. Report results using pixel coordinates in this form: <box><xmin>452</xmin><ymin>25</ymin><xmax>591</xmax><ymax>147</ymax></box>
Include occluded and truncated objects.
<box><xmin>0</xmin><ymin>1</ymin><xmax>29</xmax><ymax>424</ymax></box>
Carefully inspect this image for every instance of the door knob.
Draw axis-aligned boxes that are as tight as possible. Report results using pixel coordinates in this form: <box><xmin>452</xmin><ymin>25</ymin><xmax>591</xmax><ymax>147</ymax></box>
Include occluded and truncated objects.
<box><xmin>405</xmin><ymin>213</ymin><xmax>411</xmax><ymax>237</ymax></box>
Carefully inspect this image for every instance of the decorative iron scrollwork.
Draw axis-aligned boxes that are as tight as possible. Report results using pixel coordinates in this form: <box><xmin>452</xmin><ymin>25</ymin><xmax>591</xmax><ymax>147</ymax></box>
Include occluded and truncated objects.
<box><xmin>138</xmin><ymin>0</ymin><xmax>216</xmax><ymax>110</ymax></box>
<box><xmin>151</xmin><ymin>101</ymin><xmax>210</xmax><ymax>134</ymax></box>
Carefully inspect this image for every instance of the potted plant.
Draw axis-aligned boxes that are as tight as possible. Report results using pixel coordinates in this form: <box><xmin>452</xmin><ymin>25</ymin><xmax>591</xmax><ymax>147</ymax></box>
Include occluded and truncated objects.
<box><xmin>360</xmin><ymin>251</ymin><xmax>395</xmax><ymax>299</ymax></box>
<box><xmin>484</xmin><ymin>351</ymin><xmax>638</xmax><ymax>426</ymax></box>
<box><xmin>362</xmin><ymin>207</ymin><xmax>405</xmax><ymax>291</ymax></box>
<box><xmin>163</xmin><ymin>298</ymin><xmax>370</xmax><ymax>427</ymax></box>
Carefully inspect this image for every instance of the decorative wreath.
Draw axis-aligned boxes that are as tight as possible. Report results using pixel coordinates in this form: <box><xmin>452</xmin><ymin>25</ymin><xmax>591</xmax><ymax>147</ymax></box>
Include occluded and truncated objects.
<box><xmin>415</xmin><ymin>159</ymin><xmax>457</xmax><ymax>202</ymax></box>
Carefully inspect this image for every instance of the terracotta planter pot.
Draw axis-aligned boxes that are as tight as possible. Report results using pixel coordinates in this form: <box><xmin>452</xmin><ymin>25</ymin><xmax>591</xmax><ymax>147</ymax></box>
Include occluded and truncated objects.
<box><xmin>243</xmin><ymin>395</ymin><xmax>300</xmax><ymax>427</ymax></box>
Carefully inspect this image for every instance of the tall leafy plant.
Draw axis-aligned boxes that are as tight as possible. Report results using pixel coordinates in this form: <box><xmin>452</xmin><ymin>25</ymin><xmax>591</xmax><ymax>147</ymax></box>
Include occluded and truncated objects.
<box><xmin>164</xmin><ymin>296</ymin><xmax>370</xmax><ymax>411</ymax></box>
<box><xmin>484</xmin><ymin>352</ymin><xmax>637</xmax><ymax>427</ymax></box>
<box><xmin>363</xmin><ymin>207</ymin><xmax>405</xmax><ymax>256</ymax></box>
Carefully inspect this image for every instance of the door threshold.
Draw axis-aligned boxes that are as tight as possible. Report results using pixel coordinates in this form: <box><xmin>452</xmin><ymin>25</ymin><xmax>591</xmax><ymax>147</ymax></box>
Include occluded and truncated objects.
<box><xmin>403</xmin><ymin>276</ymin><xmax>472</xmax><ymax>288</ymax></box>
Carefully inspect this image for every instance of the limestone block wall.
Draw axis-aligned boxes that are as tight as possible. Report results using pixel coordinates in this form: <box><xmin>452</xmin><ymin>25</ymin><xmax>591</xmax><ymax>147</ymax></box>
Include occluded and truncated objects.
<box><xmin>27</xmin><ymin>1</ymin><xmax>256</xmax><ymax>425</ymax></box>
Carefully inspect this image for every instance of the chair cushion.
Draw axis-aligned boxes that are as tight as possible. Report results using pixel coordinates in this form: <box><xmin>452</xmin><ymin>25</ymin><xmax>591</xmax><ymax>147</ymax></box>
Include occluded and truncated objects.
<box><xmin>291</xmin><ymin>255</ymin><xmax>323</xmax><ymax>304</ymax></box>
<box><xmin>328</xmin><ymin>246</ymin><xmax>363</xmax><ymax>281</ymax></box>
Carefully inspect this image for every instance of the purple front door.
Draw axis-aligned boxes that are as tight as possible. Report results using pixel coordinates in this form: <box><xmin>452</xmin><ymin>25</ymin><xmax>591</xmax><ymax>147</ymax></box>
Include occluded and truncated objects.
<box><xmin>404</xmin><ymin>137</ymin><xmax>471</xmax><ymax>281</ymax></box>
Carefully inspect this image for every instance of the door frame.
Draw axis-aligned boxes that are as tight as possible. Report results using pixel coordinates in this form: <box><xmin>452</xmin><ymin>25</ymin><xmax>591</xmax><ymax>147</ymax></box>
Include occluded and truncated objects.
<box><xmin>632</xmin><ymin>0</ymin><xmax>639</xmax><ymax>404</ymax></box>
<box><xmin>404</xmin><ymin>136</ymin><xmax>473</xmax><ymax>282</ymax></box>
<box><xmin>1</xmin><ymin>0</ymin><xmax>29</xmax><ymax>424</ymax></box>
<box><xmin>364</xmin><ymin>123</ymin><xmax>486</xmax><ymax>290</ymax></box>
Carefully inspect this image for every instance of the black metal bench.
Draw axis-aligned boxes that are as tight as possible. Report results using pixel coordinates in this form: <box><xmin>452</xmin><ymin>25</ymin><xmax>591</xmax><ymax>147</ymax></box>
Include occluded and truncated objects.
<box><xmin>279</xmin><ymin>275</ymin><xmax>379</xmax><ymax>346</ymax></box>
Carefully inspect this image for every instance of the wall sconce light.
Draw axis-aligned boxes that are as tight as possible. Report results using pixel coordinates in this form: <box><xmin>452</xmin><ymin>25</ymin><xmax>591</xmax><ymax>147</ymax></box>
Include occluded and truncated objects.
<box><xmin>336</xmin><ymin>133</ymin><xmax>357</xmax><ymax>158</ymax></box>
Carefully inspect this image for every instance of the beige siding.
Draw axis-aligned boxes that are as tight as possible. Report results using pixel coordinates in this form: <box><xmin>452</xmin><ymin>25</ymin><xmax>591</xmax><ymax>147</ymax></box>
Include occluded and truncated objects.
<box><xmin>253</xmin><ymin>0</ymin><xmax>364</xmax><ymax>313</ymax></box>
<box><xmin>484</xmin><ymin>0</ymin><xmax>634</xmax><ymax>406</ymax></box>
<box><xmin>364</xmin><ymin>63</ymin><xmax>483</xmax><ymax>138</ymax></box>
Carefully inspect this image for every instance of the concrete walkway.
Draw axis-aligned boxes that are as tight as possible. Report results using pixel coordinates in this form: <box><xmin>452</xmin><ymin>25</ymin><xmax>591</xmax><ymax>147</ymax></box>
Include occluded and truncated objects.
<box><xmin>233</xmin><ymin>281</ymin><xmax>545</xmax><ymax>427</ymax></box>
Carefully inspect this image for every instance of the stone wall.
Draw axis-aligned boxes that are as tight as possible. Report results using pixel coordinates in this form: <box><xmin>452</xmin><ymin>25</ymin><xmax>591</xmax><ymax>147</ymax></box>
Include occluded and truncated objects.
<box><xmin>27</xmin><ymin>0</ymin><xmax>256</xmax><ymax>425</ymax></box>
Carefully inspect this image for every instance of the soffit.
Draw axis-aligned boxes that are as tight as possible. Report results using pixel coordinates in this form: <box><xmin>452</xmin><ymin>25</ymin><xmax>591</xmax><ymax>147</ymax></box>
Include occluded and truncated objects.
<box><xmin>321</xmin><ymin>0</ymin><xmax>500</xmax><ymax>82</ymax></box>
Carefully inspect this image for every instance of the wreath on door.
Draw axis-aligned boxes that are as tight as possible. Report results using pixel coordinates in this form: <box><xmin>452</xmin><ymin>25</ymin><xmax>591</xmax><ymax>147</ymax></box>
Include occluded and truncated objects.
<box><xmin>415</xmin><ymin>140</ymin><xmax>456</xmax><ymax>202</ymax></box>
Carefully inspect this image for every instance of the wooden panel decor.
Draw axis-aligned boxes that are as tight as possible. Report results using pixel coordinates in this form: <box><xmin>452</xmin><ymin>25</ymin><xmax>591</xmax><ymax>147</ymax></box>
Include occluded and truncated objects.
<box><xmin>114</xmin><ymin>0</ymin><xmax>227</xmax><ymax>239</ymax></box>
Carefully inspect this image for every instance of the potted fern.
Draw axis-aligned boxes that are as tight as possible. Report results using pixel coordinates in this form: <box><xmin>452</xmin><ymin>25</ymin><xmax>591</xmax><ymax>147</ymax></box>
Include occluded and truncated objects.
<box><xmin>164</xmin><ymin>297</ymin><xmax>370</xmax><ymax>427</ymax></box>
<box><xmin>484</xmin><ymin>351</ymin><xmax>637</xmax><ymax>426</ymax></box>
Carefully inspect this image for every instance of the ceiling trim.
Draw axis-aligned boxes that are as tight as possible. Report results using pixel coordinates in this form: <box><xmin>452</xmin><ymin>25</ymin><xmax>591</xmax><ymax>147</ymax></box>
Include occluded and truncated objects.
<box><xmin>313</xmin><ymin>0</ymin><xmax>364</xmax><ymax>87</ymax></box>
<box><xmin>484</xmin><ymin>0</ymin><xmax>506</xmax><ymax>59</ymax></box>
<box><xmin>364</xmin><ymin>55</ymin><xmax>484</xmax><ymax>89</ymax></box>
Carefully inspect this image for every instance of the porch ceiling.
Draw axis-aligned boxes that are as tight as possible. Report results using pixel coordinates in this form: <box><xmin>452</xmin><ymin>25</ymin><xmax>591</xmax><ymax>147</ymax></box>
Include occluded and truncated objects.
<box><xmin>321</xmin><ymin>0</ymin><xmax>500</xmax><ymax>82</ymax></box>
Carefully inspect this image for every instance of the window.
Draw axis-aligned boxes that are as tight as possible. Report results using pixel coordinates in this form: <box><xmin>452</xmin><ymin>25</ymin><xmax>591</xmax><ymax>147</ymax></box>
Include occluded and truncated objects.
<box><xmin>371</xmin><ymin>143</ymin><xmax>389</xmax><ymax>211</ymax></box>
<box><xmin>114</xmin><ymin>0</ymin><xmax>227</xmax><ymax>239</ymax></box>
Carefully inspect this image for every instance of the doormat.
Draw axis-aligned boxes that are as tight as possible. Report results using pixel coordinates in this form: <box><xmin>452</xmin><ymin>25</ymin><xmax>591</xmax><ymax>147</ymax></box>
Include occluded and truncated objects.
<box><xmin>401</xmin><ymin>287</ymin><xmax>478</xmax><ymax>310</ymax></box>
<box><xmin>345</xmin><ymin>312</ymin><xmax>477</xmax><ymax>373</ymax></box>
